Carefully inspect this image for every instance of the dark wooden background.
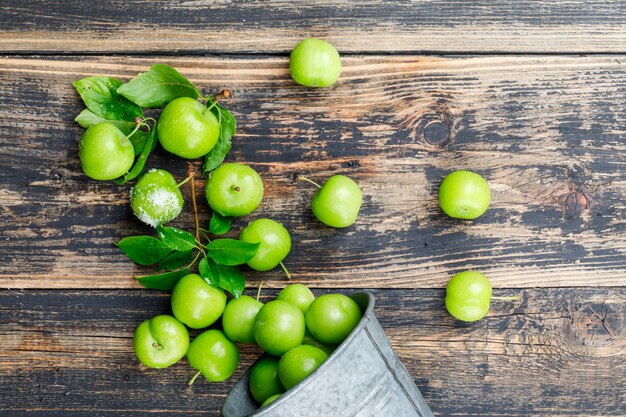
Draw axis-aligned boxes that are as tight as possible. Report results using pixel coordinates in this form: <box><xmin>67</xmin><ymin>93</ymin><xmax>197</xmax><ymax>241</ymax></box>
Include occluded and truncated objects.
<box><xmin>1</xmin><ymin>1</ymin><xmax>625</xmax><ymax>416</ymax></box>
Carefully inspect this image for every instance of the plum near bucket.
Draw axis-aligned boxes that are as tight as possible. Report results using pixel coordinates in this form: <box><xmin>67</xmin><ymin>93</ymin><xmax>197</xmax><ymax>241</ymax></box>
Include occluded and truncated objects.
<box><xmin>222</xmin><ymin>292</ymin><xmax>434</xmax><ymax>417</ymax></box>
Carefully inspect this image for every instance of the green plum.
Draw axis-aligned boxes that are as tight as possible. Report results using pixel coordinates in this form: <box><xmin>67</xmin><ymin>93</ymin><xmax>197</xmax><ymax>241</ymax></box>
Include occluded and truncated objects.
<box><xmin>254</xmin><ymin>300</ymin><xmax>305</xmax><ymax>356</ymax></box>
<box><xmin>302</xmin><ymin>330</ymin><xmax>337</xmax><ymax>356</ymax></box>
<box><xmin>249</xmin><ymin>356</ymin><xmax>285</xmax><ymax>404</ymax></box>
<box><xmin>305</xmin><ymin>294</ymin><xmax>362</xmax><ymax>344</ymax></box>
<box><xmin>157</xmin><ymin>97</ymin><xmax>220</xmax><ymax>159</ymax></box>
<box><xmin>239</xmin><ymin>219</ymin><xmax>291</xmax><ymax>272</ymax></box>
<box><xmin>439</xmin><ymin>170</ymin><xmax>491</xmax><ymax>219</ymax></box>
<box><xmin>290</xmin><ymin>38</ymin><xmax>342</xmax><ymax>88</ymax></box>
<box><xmin>278</xmin><ymin>345</ymin><xmax>328</xmax><ymax>390</ymax></box>
<box><xmin>133</xmin><ymin>315</ymin><xmax>189</xmax><ymax>369</ymax></box>
<box><xmin>277</xmin><ymin>284</ymin><xmax>314</xmax><ymax>313</ymax></box>
<box><xmin>78</xmin><ymin>122</ymin><xmax>134</xmax><ymax>180</ymax></box>
<box><xmin>222</xmin><ymin>295</ymin><xmax>263</xmax><ymax>343</ymax></box>
<box><xmin>261</xmin><ymin>394</ymin><xmax>282</xmax><ymax>408</ymax></box>
<box><xmin>445</xmin><ymin>271</ymin><xmax>492</xmax><ymax>322</ymax></box>
<box><xmin>171</xmin><ymin>273</ymin><xmax>226</xmax><ymax>329</ymax></box>
<box><xmin>187</xmin><ymin>329</ymin><xmax>239</xmax><ymax>382</ymax></box>
<box><xmin>130</xmin><ymin>169</ymin><xmax>183</xmax><ymax>227</ymax></box>
<box><xmin>310</xmin><ymin>175</ymin><xmax>362</xmax><ymax>228</ymax></box>
<box><xmin>206</xmin><ymin>163</ymin><xmax>264</xmax><ymax>217</ymax></box>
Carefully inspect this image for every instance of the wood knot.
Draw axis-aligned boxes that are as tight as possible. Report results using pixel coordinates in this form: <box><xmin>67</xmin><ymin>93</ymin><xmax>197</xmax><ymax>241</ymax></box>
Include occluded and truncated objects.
<box><xmin>564</xmin><ymin>191</ymin><xmax>588</xmax><ymax>216</ymax></box>
<box><xmin>561</xmin><ymin>294</ymin><xmax>625</xmax><ymax>357</ymax></box>
<box><xmin>422</xmin><ymin>121</ymin><xmax>450</xmax><ymax>147</ymax></box>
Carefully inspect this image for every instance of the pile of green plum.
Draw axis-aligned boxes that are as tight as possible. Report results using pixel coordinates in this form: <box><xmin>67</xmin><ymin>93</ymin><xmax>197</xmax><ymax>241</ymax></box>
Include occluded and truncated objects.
<box><xmin>72</xmin><ymin>34</ymin><xmax>517</xmax><ymax>413</ymax></box>
<box><xmin>134</xmin><ymin>283</ymin><xmax>362</xmax><ymax>405</ymax></box>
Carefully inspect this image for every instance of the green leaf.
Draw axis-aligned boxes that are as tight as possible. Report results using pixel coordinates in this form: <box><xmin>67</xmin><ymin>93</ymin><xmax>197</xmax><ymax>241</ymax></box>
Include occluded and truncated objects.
<box><xmin>136</xmin><ymin>268</ymin><xmax>190</xmax><ymax>290</ymax></box>
<box><xmin>116</xmin><ymin>236</ymin><xmax>172</xmax><ymax>266</ymax></box>
<box><xmin>117</xmin><ymin>64</ymin><xmax>200</xmax><ymax>108</ymax></box>
<box><xmin>114</xmin><ymin>126</ymin><xmax>157</xmax><ymax>185</ymax></box>
<box><xmin>206</xmin><ymin>238</ymin><xmax>259</xmax><ymax>266</ymax></box>
<box><xmin>198</xmin><ymin>256</ymin><xmax>220</xmax><ymax>287</ymax></box>
<box><xmin>73</xmin><ymin>76</ymin><xmax>143</xmax><ymax>121</ymax></box>
<box><xmin>203</xmin><ymin>102</ymin><xmax>236</xmax><ymax>173</ymax></box>
<box><xmin>156</xmin><ymin>224</ymin><xmax>198</xmax><ymax>251</ymax></box>
<box><xmin>216</xmin><ymin>265</ymin><xmax>245</xmax><ymax>298</ymax></box>
<box><xmin>158</xmin><ymin>250</ymin><xmax>193</xmax><ymax>271</ymax></box>
<box><xmin>208</xmin><ymin>212</ymin><xmax>232</xmax><ymax>235</ymax></box>
<box><xmin>74</xmin><ymin>109</ymin><xmax>136</xmax><ymax>134</ymax></box>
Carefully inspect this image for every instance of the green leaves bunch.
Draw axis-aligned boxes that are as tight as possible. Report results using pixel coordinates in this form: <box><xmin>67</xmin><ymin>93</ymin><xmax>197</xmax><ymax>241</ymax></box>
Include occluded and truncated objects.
<box><xmin>72</xmin><ymin>64</ymin><xmax>248</xmax><ymax>295</ymax></box>
<box><xmin>116</xmin><ymin>224</ymin><xmax>257</xmax><ymax>298</ymax></box>
<box><xmin>72</xmin><ymin>64</ymin><xmax>236</xmax><ymax>184</ymax></box>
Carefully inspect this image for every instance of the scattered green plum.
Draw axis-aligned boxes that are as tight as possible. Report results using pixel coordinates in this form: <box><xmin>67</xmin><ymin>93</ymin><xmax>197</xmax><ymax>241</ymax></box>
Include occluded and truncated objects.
<box><xmin>445</xmin><ymin>271</ymin><xmax>492</xmax><ymax>322</ymax></box>
<box><xmin>277</xmin><ymin>284</ymin><xmax>314</xmax><ymax>313</ymax></box>
<box><xmin>439</xmin><ymin>170</ymin><xmax>491</xmax><ymax>219</ymax></box>
<box><xmin>187</xmin><ymin>329</ymin><xmax>239</xmax><ymax>383</ymax></box>
<box><xmin>248</xmin><ymin>356</ymin><xmax>285</xmax><ymax>404</ymax></box>
<box><xmin>171</xmin><ymin>273</ymin><xmax>226</xmax><ymax>329</ymax></box>
<box><xmin>290</xmin><ymin>38</ymin><xmax>342</xmax><ymax>88</ymax></box>
<box><xmin>261</xmin><ymin>394</ymin><xmax>282</xmax><ymax>408</ymax></box>
<box><xmin>206</xmin><ymin>163</ymin><xmax>264</xmax><ymax>217</ymax></box>
<box><xmin>157</xmin><ymin>97</ymin><xmax>220</xmax><ymax>159</ymax></box>
<box><xmin>239</xmin><ymin>219</ymin><xmax>291</xmax><ymax>272</ymax></box>
<box><xmin>222</xmin><ymin>295</ymin><xmax>263</xmax><ymax>343</ymax></box>
<box><xmin>278</xmin><ymin>344</ymin><xmax>328</xmax><ymax>390</ymax></box>
<box><xmin>78</xmin><ymin>122</ymin><xmax>134</xmax><ymax>180</ymax></box>
<box><xmin>254</xmin><ymin>300</ymin><xmax>305</xmax><ymax>356</ymax></box>
<box><xmin>305</xmin><ymin>293</ymin><xmax>362</xmax><ymax>344</ymax></box>
<box><xmin>133</xmin><ymin>315</ymin><xmax>188</xmax><ymax>369</ymax></box>
<box><xmin>130</xmin><ymin>169</ymin><xmax>183</xmax><ymax>227</ymax></box>
<box><xmin>309</xmin><ymin>175</ymin><xmax>362</xmax><ymax>228</ymax></box>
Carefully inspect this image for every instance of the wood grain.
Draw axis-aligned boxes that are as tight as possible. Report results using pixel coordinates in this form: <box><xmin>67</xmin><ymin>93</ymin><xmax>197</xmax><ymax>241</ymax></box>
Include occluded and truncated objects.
<box><xmin>0</xmin><ymin>288</ymin><xmax>623</xmax><ymax>416</ymax></box>
<box><xmin>1</xmin><ymin>55</ymin><xmax>625</xmax><ymax>289</ymax></box>
<box><xmin>2</xmin><ymin>1</ymin><xmax>626</xmax><ymax>54</ymax></box>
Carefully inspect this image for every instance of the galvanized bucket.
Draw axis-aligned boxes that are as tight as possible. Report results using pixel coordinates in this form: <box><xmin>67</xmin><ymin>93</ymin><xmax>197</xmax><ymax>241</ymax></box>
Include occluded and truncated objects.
<box><xmin>222</xmin><ymin>292</ymin><xmax>435</xmax><ymax>417</ymax></box>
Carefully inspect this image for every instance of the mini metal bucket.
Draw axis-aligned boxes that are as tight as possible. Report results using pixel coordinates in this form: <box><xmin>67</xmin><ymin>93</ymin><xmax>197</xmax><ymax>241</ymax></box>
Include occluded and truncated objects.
<box><xmin>222</xmin><ymin>292</ymin><xmax>435</xmax><ymax>417</ymax></box>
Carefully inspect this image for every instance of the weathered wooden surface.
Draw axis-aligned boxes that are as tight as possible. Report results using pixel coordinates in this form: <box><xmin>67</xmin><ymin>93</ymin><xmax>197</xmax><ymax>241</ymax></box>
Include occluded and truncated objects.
<box><xmin>1</xmin><ymin>56</ymin><xmax>625</xmax><ymax>289</ymax></box>
<box><xmin>0</xmin><ymin>288</ymin><xmax>624</xmax><ymax>416</ymax></box>
<box><xmin>2</xmin><ymin>1</ymin><xmax>626</xmax><ymax>54</ymax></box>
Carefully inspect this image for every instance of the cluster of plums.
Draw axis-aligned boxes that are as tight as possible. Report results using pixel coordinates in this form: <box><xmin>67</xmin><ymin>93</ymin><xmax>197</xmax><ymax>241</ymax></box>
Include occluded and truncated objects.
<box><xmin>134</xmin><ymin>283</ymin><xmax>361</xmax><ymax>407</ymax></box>
<box><xmin>77</xmin><ymin>35</ymin><xmax>511</xmax><ymax>411</ymax></box>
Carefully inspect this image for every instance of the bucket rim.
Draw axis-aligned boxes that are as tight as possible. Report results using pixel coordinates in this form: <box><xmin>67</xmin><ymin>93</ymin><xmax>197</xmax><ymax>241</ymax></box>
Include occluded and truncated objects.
<box><xmin>226</xmin><ymin>291</ymin><xmax>376</xmax><ymax>416</ymax></box>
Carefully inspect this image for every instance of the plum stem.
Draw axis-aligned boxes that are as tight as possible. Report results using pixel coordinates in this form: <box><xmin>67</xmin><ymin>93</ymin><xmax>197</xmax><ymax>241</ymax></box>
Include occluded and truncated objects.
<box><xmin>298</xmin><ymin>176</ymin><xmax>322</xmax><ymax>189</ymax></box>
<box><xmin>256</xmin><ymin>281</ymin><xmax>264</xmax><ymax>301</ymax></box>
<box><xmin>279</xmin><ymin>262</ymin><xmax>291</xmax><ymax>280</ymax></box>
<box><xmin>188</xmin><ymin>371</ymin><xmax>202</xmax><ymax>386</ymax></box>
<box><xmin>492</xmin><ymin>296</ymin><xmax>519</xmax><ymax>301</ymax></box>
<box><xmin>230</xmin><ymin>185</ymin><xmax>241</xmax><ymax>192</ymax></box>
<box><xmin>175</xmin><ymin>176</ymin><xmax>191</xmax><ymax>188</ymax></box>
<box><xmin>187</xmin><ymin>164</ymin><xmax>201</xmax><ymax>243</ymax></box>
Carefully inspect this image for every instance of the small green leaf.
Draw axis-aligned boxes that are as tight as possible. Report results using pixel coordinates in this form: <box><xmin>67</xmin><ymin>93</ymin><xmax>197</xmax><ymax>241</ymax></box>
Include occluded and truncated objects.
<box><xmin>116</xmin><ymin>236</ymin><xmax>172</xmax><ymax>265</ymax></box>
<box><xmin>203</xmin><ymin>102</ymin><xmax>236</xmax><ymax>173</ymax></box>
<box><xmin>156</xmin><ymin>224</ymin><xmax>198</xmax><ymax>251</ymax></box>
<box><xmin>206</xmin><ymin>239</ymin><xmax>259</xmax><ymax>266</ymax></box>
<box><xmin>158</xmin><ymin>250</ymin><xmax>193</xmax><ymax>271</ymax></box>
<box><xmin>117</xmin><ymin>64</ymin><xmax>200</xmax><ymax>108</ymax></box>
<box><xmin>198</xmin><ymin>256</ymin><xmax>220</xmax><ymax>287</ymax></box>
<box><xmin>136</xmin><ymin>268</ymin><xmax>190</xmax><ymax>290</ymax></box>
<box><xmin>114</xmin><ymin>126</ymin><xmax>157</xmax><ymax>185</ymax></box>
<box><xmin>73</xmin><ymin>76</ymin><xmax>143</xmax><ymax>121</ymax></box>
<box><xmin>216</xmin><ymin>265</ymin><xmax>245</xmax><ymax>298</ymax></box>
<box><xmin>74</xmin><ymin>109</ymin><xmax>136</xmax><ymax>134</ymax></box>
<box><xmin>208</xmin><ymin>212</ymin><xmax>232</xmax><ymax>235</ymax></box>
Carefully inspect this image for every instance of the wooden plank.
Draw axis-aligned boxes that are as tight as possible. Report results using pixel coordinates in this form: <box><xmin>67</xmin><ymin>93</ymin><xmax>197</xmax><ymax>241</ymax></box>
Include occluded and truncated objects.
<box><xmin>2</xmin><ymin>1</ymin><xmax>626</xmax><ymax>54</ymax></box>
<box><xmin>0</xmin><ymin>55</ymin><xmax>625</xmax><ymax>289</ymax></box>
<box><xmin>0</xmin><ymin>288</ymin><xmax>624</xmax><ymax>416</ymax></box>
